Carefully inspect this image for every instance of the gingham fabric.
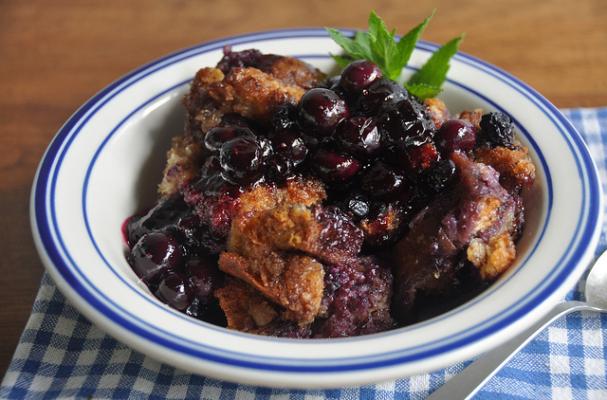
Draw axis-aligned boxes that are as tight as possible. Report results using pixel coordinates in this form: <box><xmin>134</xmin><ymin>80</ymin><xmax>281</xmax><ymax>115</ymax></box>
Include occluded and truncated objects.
<box><xmin>2</xmin><ymin>108</ymin><xmax>606</xmax><ymax>400</ymax></box>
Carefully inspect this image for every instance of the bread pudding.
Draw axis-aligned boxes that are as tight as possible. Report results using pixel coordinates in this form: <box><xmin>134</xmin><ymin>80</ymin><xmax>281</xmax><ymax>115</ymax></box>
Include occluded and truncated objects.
<box><xmin>123</xmin><ymin>48</ymin><xmax>536</xmax><ymax>338</ymax></box>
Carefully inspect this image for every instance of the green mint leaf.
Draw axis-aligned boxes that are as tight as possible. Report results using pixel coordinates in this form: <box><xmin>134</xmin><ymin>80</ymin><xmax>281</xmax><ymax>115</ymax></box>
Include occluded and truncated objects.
<box><xmin>384</xmin><ymin>29</ymin><xmax>402</xmax><ymax>79</ymax></box>
<box><xmin>325</xmin><ymin>28</ymin><xmax>369</xmax><ymax>60</ymax></box>
<box><xmin>367</xmin><ymin>11</ymin><xmax>399</xmax><ymax>79</ymax></box>
<box><xmin>366</xmin><ymin>11</ymin><xmax>385</xmax><ymax>61</ymax></box>
<box><xmin>395</xmin><ymin>10</ymin><xmax>435</xmax><ymax>73</ymax></box>
<box><xmin>354</xmin><ymin>31</ymin><xmax>372</xmax><ymax>56</ymax></box>
<box><xmin>404</xmin><ymin>82</ymin><xmax>442</xmax><ymax>99</ymax></box>
<box><xmin>407</xmin><ymin>35</ymin><xmax>463</xmax><ymax>99</ymax></box>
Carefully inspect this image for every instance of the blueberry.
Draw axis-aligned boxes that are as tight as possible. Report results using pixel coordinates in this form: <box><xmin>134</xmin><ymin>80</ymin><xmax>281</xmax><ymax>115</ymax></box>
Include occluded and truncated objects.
<box><xmin>204</xmin><ymin>126</ymin><xmax>255</xmax><ymax>153</ymax></box>
<box><xmin>126</xmin><ymin>195</ymin><xmax>189</xmax><ymax>246</ymax></box>
<box><xmin>128</xmin><ymin>231</ymin><xmax>183</xmax><ymax>283</ymax></box>
<box><xmin>379</xmin><ymin>99</ymin><xmax>435</xmax><ymax>150</ymax></box>
<box><xmin>419</xmin><ymin>159</ymin><xmax>457</xmax><ymax>194</ymax></box>
<box><xmin>267</xmin><ymin>130</ymin><xmax>309</xmax><ymax>182</ymax></box>
<box><xmin>341</xmin><ymin>193</ymin><xmax>371</xmax><ymax>220</ymax></box>
<box><xmin>191</xmin><ymin>156</ymin><xmax>239</xmax><ymax>196</ymax></box>
<box><xmin>325</xmin><ymin>75</ymin><xmax>341</xmax><ymax>90</ymax></box>
<box><xmin>186</xmin><ymin>257</ymin><xmax>222</xmax><ymax>301</ymax></box>
<box><xmin>361</xmin><ymin>162</ymin><xmax>405</xmax><ymax>198</ymax></box>
<box><xmin>266</xmin><ymin>157</ymin><xmax>293</xmax><ymax>182</ymax></box>
<box><xmin>219</xmin><ymin>136</ymin><xmax>264</xmax><ymax>184</ymax></box>
<box><xmin>198</xmin><ymin>173</ymin><xmax>238</xmax><ymax>197</ymax></box>
<box><xmin>216</xmin><ymin>48</ymin><xmax>264</xmax><ymax>73</ymax></box>
<box><xmin>298</xmin><ymin>88</ymin><xmax>349</xmax><ymax>136</ymax></box>
<box><xmin>437</xmin><ymin>119</ymin><xmax>477</xmax><ymax>153</ymax></box>
<box><xmin>270</xmin><ymin>130</ymin><xmax>308</xmax><ymax>166</ymax></box>
<box><xmin>271</xmin><ymin>104</ymin><xmax>299</xmax><ymax>132</ymax></box>
<box><xmin>340</xmin><ymin>60</ymin><xmax>382</xmax><ymax>94</ymax></box>
<box><xmin>259</xmin><ymin>137</ymin><xmax>274</xmax><ymax>159</ymax></box>
<box><xmin>311</xmin><ymin>149</ymin><xmax>361</xmax><ymax>182</ymax></box>
<box><xmin>155</xmin><ymin>271</ymin><xmax>192</xmax><ymax>311</ymax></box>
<box><xmin>479</xmin><ymin>112</ymin><xmax>514</xmax><ymax>147</ymax></box>
<box><xmin>356</xmin><ymin>78</ymin><xmax>408</xmax><ymax>115</ymax></box>
<box><xmin>336</xmin><ymin>116</ymin><xmax>381</xmax><ymax>158</ymax></box>
<box><xmin>176</xmin><ymin>214</ymin><xmax>202</xmax><ymax>252</ymax></box>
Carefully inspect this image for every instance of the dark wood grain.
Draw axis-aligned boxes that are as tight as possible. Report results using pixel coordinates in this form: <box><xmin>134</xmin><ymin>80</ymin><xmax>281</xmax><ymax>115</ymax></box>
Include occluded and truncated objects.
<box><xmin>1</xmin><ymin>0</ymin><xmax>605</xmax><ymax>375</ymax></box>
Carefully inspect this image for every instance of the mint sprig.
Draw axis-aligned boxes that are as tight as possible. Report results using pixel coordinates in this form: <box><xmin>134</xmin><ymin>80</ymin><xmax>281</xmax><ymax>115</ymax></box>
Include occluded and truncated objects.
<box><xmin>326</xmin><ymin>11</ymin><xmax>462</xmax><ymax>100</ymax></box>
<box><xmin>393</xmin><ymin>11</ymin><xmax>434</xmax><ymax>77</ymax></box>
<box><xmin>405</xmin><ymin>35</ymin><xmax>463</xmax><ymax>98</ymax></box>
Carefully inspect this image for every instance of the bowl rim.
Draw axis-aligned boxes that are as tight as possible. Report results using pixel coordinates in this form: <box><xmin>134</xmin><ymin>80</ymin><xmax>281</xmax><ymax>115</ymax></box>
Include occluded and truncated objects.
<box><xmin>30</xmin><ymin>28</ymin><xmax>603</xmax><ymax>383</ymax></box>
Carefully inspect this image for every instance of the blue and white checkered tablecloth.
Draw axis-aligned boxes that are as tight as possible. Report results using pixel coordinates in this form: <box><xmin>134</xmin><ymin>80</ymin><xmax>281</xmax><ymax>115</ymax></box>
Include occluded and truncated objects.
<box><xmin>2</xmin><ymin>108</ymin><xmax>606</xmax><ymax>400</ymax></box>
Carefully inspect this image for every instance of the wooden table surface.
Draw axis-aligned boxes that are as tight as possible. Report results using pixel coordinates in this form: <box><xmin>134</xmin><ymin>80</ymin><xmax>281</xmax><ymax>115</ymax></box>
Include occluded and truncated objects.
<box><xmin>1</xmin><ymin>0</ymin><xmax>606</xmax><ymax>376</ymax></box>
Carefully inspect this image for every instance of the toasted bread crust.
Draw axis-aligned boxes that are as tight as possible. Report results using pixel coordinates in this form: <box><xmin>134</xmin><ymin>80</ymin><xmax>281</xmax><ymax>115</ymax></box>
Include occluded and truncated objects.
<box><xmin>215</xmin><ymin>278</ymin><xmax>279</xmax><ymax>331</ymax></box>
<box><xmin>158</xmin><ymin>134</ymin><xmax>204</xmax><ymax>197</ymax></box>
<box><xmin>218</xmin><ymin>179</ymin><xmax>328</xmax><ymax>324</ymax></box>
<box><xmin>424</xmin><ymin>98</ymin><xmax>450</xmax><ymax>129</ymax></box>
<box><xmin>207</xmin><ymin>67</ymin><xmax>306</xmax><ymax>121</ymax></box>
<box><xmin>475</xmin><ymin>145</ymin><xmax>536</xmax><ymax>190</ymax></box>
<box><xmin>219</xmin><ymin>251</ymin><xmax>324</xmax><ymax>324</ymax></box>
<box><xmin>457</xmin><ymin>109</ymin><xmax>483</xmax><ymax>129</ymax></box>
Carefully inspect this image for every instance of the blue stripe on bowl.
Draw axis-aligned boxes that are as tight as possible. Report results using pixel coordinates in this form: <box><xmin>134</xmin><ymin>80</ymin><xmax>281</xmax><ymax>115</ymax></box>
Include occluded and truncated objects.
<box><xmin>32</xmin><ymin>29</ymin><xmax>602</xmax><ymax>372</ymax></box>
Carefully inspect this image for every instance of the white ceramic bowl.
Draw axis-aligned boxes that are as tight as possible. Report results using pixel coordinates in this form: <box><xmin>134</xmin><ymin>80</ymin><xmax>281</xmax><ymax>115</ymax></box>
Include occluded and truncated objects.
<box><xmin>31</xmin><ymin>30</ymin><xmax>602</xmax><ymax>388</ymax></box>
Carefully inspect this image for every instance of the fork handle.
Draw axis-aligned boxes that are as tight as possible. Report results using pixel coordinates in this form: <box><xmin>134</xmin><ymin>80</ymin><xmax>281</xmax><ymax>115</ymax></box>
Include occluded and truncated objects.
<box><xmin>427</xmin><ymin>301</ymin><xmax>592</xmax><ymax>400</ymax></box>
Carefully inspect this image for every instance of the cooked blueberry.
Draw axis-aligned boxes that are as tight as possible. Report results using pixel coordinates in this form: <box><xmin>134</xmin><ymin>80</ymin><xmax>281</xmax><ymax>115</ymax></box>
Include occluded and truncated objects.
<box><xmin>155</xmin><ymin>271</ymin><xmax>192</xmax><ymax>311</ymax></box>
<box><xmin>190</xmin><ymin>158</ymin><xmax>237</xmax><ymax>196</ymax></box>
<box><xmin>126</xmin><ymin>195</ymin><xmax>189</xmax><ymax>246</ymax></box>
<box><xmin>361</xmin><ymin>162</ymin><xmax>405</xmax><ymax>198</ymax></box>
<box><xmin>419</xmin><ymin>159</ymin><xmax>457</xmax><ymax>194</ymax></box>
<box><xmin>336</xmin><ymin>116</ymin><xmax>381</xmax><ymax>157</ymax></box>
<box><xmin>311</xmin><ymin>149</ymin><xmax>361</xmax><ymax>182</ymax></box>
<box><xmin>270</xmin><ymin>130</ymin><xmax>308</xmax><ymax>166</ymax></box>
<box><xmin>185</xmin><ymin>297</ymin><xmax>204</xmax><ymax>319</ymax></box>
<box><xmin>186</xmin><ymin>257</ymin><xmax>222</xmax><ymax>301</ymax></box>
<box><xmin>271</xmin><ymin>104</ymin><xmax>299</xmax><ymax>132</ymax></box>
<box><xmin>340</xmin><ymin>60</ymin><xmax>382</xmax><ymax>94</ymax></box>
<box><xmin>219</xmin><ymin>136</ymin><xmax>263</xmax><ymax>184</ymax></box>
<box><xmin>176</xmin><ymin>214</ymin><xmax>202</xmax><ymax>252</ymax></box>
<box><xmin>300</xmin><ymin>133</ymin><xmax>320</xmax><ymax>151</ymax></box>
<box><xmin>128</xmin><ymin>231</ymin><xmax>183</xmax><ymax>283</ymax></box>
<box><xmin>216</xmin><ymin>48</ymin><xmax>264</xmax><ymax>73</ymax></box>
<box><xmin>326</xmin><ymin>75</ymin><xmax>341</xmax><ymax>90</ymax></box>
<box><xmin>185</xmin><ymin>297</ymin><xmax>225</xmax><ymax>322</ymax></box>
<box><xmin>259</xmin><ymin>137</ymin><xmax>274</xmax><ymax>159</ymax></box>
<box><xmin>342</xmin><ymin>193</ymin><xmax>371</xmax><ymax>220</ymax></box>
<box><xmin>324</xmin><ymin>75</ymin><xmax>348</xmax><ymax>99</ymax></box>
<box><xmin>198</xmin><ymin>173</ymin><xmax>239</xmax><ymax>197</ymax></box>
<box><xmin>437</xmin><ymin>119</ymin><xmax>477</xmax><ymax>153</ymax></box>
<box><xmin>204</xmin><ymin>126</ymin><xmax>255</xmax><ymax>153</ymax></box>
<box><xmin>479</xmin><ymin>112</ymin><xmax>514</xmax><ymax>147</ymax></box>
<box><xmin>379</xmin><ymin>99</ymin><xmax>435</xmax><ymax>150</ymax></box>
<box><xmin>356</xmin><ymin>78</ymin><xmax>408</xmax><ymax>115</ymax></box>
<box><xmin>298</xmin><ymin>88</ymin><xmax>349</xmax><ymax>136</ymax></box>
<box><xmin>266</xmin><ymin>157</ymin><xmax>292</xmax><ymax>182</ymax></box>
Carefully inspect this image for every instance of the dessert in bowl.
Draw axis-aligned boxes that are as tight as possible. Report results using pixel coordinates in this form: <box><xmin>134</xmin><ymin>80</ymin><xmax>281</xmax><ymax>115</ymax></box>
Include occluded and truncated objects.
<box><xmin>123</xmin><ymin>46</ymin><xmax>536</xmax><ymax>339</ymax></box>
<box><xmin>31</xmin><ymin>29</ymin><xmax>602</xmax><ymax>387</ymax></box>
